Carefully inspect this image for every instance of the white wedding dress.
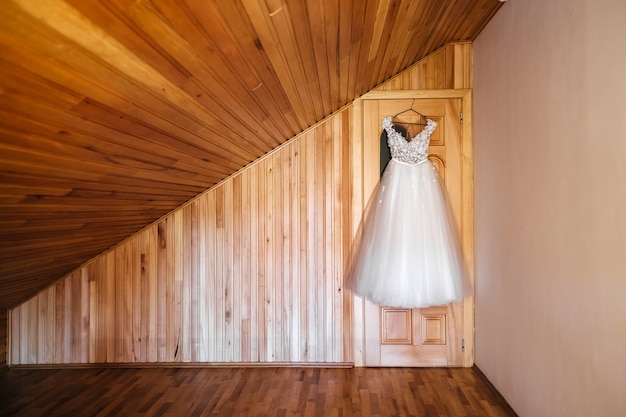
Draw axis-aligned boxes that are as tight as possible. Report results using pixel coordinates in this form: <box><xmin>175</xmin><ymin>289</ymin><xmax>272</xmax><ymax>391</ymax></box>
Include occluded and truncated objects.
<box><xmin>350</xmin><ymin>116</ymin><xmax>466</xmax><ymax>308</ymax></box>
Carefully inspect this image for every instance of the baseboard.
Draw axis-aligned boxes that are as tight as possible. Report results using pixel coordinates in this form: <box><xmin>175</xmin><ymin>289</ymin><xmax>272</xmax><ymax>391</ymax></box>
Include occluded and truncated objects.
<box><xmin>472</xmin><ymin>365</ymin><xmax>519</xmax><ymax>417</ymax></box>
<box><xmin>8</xmin><ymin>361</ymin><xmax>354</xmax><ymax>370</ymax></box>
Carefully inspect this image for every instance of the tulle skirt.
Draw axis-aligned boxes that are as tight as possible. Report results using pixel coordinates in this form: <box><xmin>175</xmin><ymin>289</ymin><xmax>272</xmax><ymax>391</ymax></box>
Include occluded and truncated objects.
<box><xmin>349</xmin><ymin>158</ymin><xmax>466</xmax><ymax>308</ymax></box>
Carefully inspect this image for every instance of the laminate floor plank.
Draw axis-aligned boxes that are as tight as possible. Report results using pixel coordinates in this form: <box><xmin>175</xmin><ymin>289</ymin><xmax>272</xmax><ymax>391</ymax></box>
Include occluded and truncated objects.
<box><xmin>0</xmin><ymin>366</ymin><xmax>516</xmax><ymax>417</ymax></box>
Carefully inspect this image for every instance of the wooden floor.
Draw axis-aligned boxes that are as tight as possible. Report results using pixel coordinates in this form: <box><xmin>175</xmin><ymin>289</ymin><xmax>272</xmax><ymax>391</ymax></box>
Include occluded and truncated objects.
<box><xmin>0</xmin><ymin>366</ymin><xmax>515</xmax><ymax>417</ymax></box>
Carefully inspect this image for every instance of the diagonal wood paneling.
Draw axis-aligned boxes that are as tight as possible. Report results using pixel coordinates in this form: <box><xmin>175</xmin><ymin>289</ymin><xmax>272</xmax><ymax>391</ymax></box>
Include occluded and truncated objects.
<box><xmin>0</xmin><ymin>0</ymin><xmax>502</xmax><ymax>310</ymax></box>
<box><xmin>9</xmin><ymin>43</ymin><xmax>473</xmax><ymax>365</ymax></box>
<box><xmin>0</xmin><ymin>309</ymin><xmax>6</xmax><ymax>366</ymax></box>
<box><xmin>10</xmin><ymin>110</ymin><xmax>352</xmax><ymax>364</ymax></box>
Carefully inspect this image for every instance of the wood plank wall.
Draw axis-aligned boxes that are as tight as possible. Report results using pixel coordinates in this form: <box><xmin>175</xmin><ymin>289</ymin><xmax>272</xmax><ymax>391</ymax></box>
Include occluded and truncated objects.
<box><xmin>378</xmin><ymin>41</ymin><xmax>472</xmax><ymax>90</ymax></box>
<box><xmin>0</xmin><ymin>310</ymin><xmax>6</xmax><ymax>366</ymax></box>
<box><xmin>8</xmin><ymin>42</ymin><xmax>472</xmax><ymax>365</ymax></box>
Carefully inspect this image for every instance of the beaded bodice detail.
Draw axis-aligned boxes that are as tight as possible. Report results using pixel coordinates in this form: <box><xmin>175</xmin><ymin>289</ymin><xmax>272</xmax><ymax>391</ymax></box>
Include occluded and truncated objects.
<box><xmin>382</xmin><ymin>116</ymin><xmax>437</xmax><ymax>164</ymax></box>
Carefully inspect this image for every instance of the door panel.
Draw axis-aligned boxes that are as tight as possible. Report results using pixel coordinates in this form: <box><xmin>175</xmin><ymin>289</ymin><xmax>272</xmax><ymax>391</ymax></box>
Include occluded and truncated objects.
<box><xmin>381</xmin><ymin>308</ymin><xmax>412</xmax><ymax>344</ymax></box>
<box><xmin>361</xmin><ymin>97</ymin><xmax>466</xmax><ymax>367</ymax></box>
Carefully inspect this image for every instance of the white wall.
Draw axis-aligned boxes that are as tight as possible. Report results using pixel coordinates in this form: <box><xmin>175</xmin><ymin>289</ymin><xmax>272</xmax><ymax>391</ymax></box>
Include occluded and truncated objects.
<box><xmin>473</xmin><ymin>1</ymin><xmax>626</xmax><ymax>416</ymax></box>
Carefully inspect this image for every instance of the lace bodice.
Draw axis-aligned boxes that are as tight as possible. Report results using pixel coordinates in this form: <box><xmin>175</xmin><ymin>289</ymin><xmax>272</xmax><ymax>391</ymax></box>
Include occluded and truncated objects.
<box><xmin>382</xmin><ymin>116</ymin><xmax>437</xmax><ymax>164</ymax></box>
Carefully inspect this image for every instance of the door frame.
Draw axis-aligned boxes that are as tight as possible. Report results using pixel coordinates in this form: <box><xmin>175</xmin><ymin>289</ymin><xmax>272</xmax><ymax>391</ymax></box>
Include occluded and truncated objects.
<box><xmin>349</xmin><ymin>89</ymin><xmax>474</xmax><ymax>367</ymax></box>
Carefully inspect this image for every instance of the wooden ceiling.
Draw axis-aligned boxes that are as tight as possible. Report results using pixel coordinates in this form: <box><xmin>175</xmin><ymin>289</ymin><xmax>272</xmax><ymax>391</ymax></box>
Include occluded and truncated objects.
<box><xmin>0</xmin><ymin>0</ymin><xmax>502</xmax><ymax>310</ymax></box>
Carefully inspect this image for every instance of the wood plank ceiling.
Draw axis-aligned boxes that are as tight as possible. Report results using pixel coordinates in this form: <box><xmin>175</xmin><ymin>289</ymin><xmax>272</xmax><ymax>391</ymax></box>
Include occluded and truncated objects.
<box><xmin>0</xmin><ymin>0</ymin><xmax>502</xmax><ymax>310</ymax></box>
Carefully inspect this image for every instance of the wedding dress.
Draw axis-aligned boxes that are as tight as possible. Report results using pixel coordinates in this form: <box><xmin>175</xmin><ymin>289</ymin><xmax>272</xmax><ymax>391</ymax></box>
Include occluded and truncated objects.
<box><xmin>350</xmin><ymin>116</ymin><xmax>466</xmax><ymax>308</ymax></box>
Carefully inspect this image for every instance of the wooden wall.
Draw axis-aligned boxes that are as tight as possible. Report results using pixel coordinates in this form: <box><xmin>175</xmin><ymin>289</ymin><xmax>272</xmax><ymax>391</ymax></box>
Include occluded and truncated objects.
<box><xmin>377</xmin><ymin>42</ymin><xmax>472</xmax><ymax>90</ymax></box>
<box><xmin>8</xmin><ymin>42</ymin><xmax>472</xmax><ymax>365</ymax></box>
<box><xmin>10</xmin><ymin>111</ymin><xmax>352</xmax><ymax>365</ymax></box>
<box><xmin>0</xmin><ymin>310</ymin><xmax>6</xmax><ymax>366</ymax></box>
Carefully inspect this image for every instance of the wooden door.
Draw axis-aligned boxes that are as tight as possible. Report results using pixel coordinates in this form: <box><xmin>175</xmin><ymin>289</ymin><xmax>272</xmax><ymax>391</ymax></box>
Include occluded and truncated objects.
<box><xmin>357</xmin><ymin>94</ymin><xmax>471</xmax><ymax>367</ymax></box>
